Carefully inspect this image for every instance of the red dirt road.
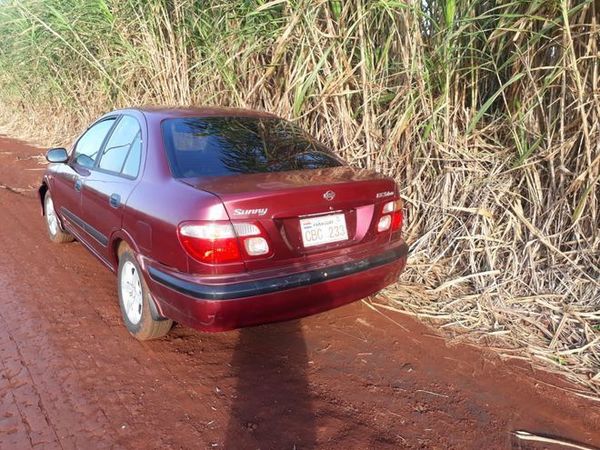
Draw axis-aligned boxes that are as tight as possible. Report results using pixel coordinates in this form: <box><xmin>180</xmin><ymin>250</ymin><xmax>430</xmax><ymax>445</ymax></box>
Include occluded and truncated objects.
<box><xmin>0</xmin><ymin>134</ymin><xmax>599</xmax><ymax>450</ymax></box>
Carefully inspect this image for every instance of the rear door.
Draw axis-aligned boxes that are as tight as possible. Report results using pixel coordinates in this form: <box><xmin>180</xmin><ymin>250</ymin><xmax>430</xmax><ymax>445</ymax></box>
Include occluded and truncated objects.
<box><xmin>79</xmin><ymin>115</ymin><xmax>144</xmax><ymax>261</ymax></box>
<box><xmin>53</xmin><ymin>118</ymin><xmax>117</xmax><ymax>237</ymax></box>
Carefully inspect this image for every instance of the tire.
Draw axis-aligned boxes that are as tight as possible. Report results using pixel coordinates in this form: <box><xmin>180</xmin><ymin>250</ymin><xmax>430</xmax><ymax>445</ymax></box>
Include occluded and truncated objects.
<box><xmin>44</xmin><ymin>192</ymin><xmax>74</xmax><ymax>243</ymax></box>
<box><xmin>117</xmin><ymin>247</ymin><xmax>173</xmax><ymax>340</ymax></box>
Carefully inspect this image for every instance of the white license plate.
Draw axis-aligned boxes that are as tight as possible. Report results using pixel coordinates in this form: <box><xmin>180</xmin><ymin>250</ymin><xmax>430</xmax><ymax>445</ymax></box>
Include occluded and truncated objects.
<box><xmin>300</xmin><ymin>213</ymin><xmax>348</xmax><ymax>248</ymax></box>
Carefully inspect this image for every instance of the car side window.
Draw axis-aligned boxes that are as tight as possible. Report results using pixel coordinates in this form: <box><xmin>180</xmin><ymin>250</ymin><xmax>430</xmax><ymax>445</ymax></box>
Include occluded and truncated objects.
<box><xmin>73</xmin><ymin>119</ymin><xmax>116</xmax><ymax>168</ymax></box>
<box><xmin>97</xmin><ymin>116</ymin><xmax>142</xmax><ymax>177</ymax></box>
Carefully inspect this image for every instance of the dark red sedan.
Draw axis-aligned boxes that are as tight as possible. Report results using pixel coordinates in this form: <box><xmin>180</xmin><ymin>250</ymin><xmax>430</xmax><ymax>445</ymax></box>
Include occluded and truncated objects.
<box><xmin>39</xmin><ymin>107</ymin><xmax>408</xmax><ymax>340</ymax></box>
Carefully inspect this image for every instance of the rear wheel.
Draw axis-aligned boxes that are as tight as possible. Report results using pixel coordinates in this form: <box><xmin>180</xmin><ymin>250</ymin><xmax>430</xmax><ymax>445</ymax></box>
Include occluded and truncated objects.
<box><xmin>44</xmin><ymin>193</ymin><xmax>74</xmax><ymax>243</ymax></box>
<box><xmin>117</xmin><ymin>247</ymin><xmax>173</xmax><ymax>340</ymax></box>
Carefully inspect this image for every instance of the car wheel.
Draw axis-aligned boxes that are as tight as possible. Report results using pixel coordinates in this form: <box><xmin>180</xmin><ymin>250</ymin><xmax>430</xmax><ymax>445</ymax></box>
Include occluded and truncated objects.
<box><xmin>44</xmin><ymin>192</ymin><xmax>74</xmax><ymax>243</ymax></box>
<box><xmin>117</xmin><ymin>247</ymin><xmax>173</xmax><ymax>340</ymax></box>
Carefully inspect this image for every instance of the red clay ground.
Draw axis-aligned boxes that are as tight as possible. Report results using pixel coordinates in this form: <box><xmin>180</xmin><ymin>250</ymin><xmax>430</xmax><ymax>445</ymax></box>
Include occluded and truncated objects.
<box><xmin>0</xmin><ymin>134</ymin><xmax>599</xmax><ymax>450</ymax></box>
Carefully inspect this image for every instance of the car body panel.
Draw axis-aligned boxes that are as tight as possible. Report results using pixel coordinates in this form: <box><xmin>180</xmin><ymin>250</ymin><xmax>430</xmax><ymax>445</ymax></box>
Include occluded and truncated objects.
<box><xmin>49</xmin><ymin>162</ymin><xmax>85</xmax><ymax>230</ymax></box>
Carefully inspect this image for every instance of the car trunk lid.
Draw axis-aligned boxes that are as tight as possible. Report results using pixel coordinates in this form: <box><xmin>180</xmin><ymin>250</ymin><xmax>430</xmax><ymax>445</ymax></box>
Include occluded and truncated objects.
<box><xmin>180</xmin><ymin>166</ymin><xmax>397</xmax><ymax>270</ymax></box>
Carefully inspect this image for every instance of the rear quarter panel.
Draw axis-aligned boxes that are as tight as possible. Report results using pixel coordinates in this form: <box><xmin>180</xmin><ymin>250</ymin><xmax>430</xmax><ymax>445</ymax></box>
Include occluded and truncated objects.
<box><xmin>121</xmin><ymin>113</ymin><xmax>241</xmax><ymax>275</ymax></box>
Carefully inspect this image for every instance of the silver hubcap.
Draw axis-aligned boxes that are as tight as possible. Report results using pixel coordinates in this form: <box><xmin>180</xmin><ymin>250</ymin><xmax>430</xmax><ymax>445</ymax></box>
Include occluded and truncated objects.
<box><xmin>46</xmin><ymin>196</ymin><xmax>59</xmax><ymax>236</ymax></box>
<box><xmin>121</xmin><ymin>261</ymin><xmax>143</xmax><ymax>325</ymax></box>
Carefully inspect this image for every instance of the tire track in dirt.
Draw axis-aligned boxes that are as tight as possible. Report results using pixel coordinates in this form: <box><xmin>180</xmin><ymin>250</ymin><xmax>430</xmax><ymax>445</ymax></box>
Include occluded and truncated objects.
<box><xmin>0</xmin><ymin>303</ymin><xmax>64</xmax><ymax>450</ymax></box>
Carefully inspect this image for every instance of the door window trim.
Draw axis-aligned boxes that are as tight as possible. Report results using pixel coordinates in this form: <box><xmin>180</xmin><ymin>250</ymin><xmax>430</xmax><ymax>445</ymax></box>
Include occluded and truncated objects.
<box><xmin>70</xmin><ymin>116</ymin><xmax>119</xmax><ymax>169</ymax></box>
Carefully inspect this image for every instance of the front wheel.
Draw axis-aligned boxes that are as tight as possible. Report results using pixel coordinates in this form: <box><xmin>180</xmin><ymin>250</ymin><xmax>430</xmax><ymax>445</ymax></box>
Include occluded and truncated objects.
<box><xmin>44</xmin><ymin>193</ymin><xmax>74</xmax><ymax>243</ymax></box>
<box><xmin>117</xmin><ymin>247</ymin><xmax>173</xmax><ymax>340</ymax></box>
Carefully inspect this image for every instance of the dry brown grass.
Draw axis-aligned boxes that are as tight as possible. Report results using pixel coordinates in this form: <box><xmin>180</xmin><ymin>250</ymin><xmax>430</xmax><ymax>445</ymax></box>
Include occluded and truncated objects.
<box><xmin>0</xmin><ymin>0</ymin><xmax>598</xmax><ymax>396</ymax></box>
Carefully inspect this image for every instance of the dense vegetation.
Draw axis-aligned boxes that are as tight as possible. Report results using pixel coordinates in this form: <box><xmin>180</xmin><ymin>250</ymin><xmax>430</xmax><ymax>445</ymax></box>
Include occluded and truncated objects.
<box><xmin>0</xmin><ymin>0</ymin><xmax>598</xmax><ymax>394</ymax></box>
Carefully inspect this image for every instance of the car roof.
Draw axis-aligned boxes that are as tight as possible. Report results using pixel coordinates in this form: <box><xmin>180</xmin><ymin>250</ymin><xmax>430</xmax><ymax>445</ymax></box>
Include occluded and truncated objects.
<box><xmin>113</xmin><ymin>106</ymin><xmax>280</xmax><ymax>120</ymax></box>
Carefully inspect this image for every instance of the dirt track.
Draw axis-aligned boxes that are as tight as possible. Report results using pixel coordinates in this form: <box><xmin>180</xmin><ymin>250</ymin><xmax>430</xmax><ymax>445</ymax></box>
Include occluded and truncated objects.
<box><xmin>0</xmin><ymin>134</ymin><xmax>599</xmax><ymax>450</ymax></box>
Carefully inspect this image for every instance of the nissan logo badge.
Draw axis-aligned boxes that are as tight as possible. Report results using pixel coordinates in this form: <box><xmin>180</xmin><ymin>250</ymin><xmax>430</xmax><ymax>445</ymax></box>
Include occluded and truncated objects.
<box><xmin>323</xmin><ymin>190</ymin><xmax>336</xmax><ymax>201</ymax></box>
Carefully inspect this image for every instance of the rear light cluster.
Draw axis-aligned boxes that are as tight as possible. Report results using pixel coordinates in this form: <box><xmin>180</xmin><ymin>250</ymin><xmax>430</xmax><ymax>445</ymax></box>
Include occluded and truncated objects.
<box><xmin>178</xmin><ymin>221</ymin><xmax>271</xmax><ymax>264</ymax></box>
<box><xmin>377</xmin><ymin>200</ymin><xmax>403</xmax><ymax>233</ymax></box>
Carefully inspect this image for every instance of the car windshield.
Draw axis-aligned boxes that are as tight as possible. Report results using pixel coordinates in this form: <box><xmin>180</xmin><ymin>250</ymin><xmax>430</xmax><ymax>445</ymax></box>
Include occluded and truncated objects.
<box><xmin>161</xmin><ymin>117</ymin><xmax>344</xmax><ymax>178</ymax></box>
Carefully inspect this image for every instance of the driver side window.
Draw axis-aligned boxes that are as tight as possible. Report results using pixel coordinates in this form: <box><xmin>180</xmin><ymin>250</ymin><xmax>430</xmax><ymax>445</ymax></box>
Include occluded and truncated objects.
<box><xmin>73</xmin><ymin>119</ymin><xmax>116</xmax><ymax>168</ymax></box>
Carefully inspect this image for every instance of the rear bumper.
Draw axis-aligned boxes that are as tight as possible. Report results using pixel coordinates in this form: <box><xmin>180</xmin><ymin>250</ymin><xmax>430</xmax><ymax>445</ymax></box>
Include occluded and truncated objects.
<box><xmin>144</xmin><ymin>241</ymin><xmax>408</xmax><ymax>332</ymax></box>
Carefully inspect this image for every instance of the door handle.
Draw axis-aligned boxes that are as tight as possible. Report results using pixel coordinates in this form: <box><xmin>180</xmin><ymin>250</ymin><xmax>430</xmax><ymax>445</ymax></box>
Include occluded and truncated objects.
<box><xmin>74</xmin><ymin>178</ymin><xmax>83</xmax><ymax>192</ymax></box>
<box><xmin>109</xmin><ymin>193</ymin><xmax>121</xmax><ymax>209</ymax></box>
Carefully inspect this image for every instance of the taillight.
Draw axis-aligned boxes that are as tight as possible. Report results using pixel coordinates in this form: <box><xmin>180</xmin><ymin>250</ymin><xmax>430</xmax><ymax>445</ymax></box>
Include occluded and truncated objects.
<box><xmin>178</xmin><ymin>221</ymin><xmax>271</xmax><ymax>264</ymax></box>
<box><xmin>233</xmin><ymin>222</ymin><xmax>272</xmax><ymax>257</ymax></box>
<box><xmin>244</xmin><ymin>237</ymin><xmax>269</xmax><ymax>256</ymax></box>
<box><xmin>178</xmin><ymin>221</ymin><xmax>241</xmax><ymax>264</ymax></box>
<box><xmin>391</xmin><ymin>209</ymin><xmax>403</xmax><ymax>231</ymax></box>
<box><xmin>378</xmin><ymin>200</ymin><xmax>403</xmax><ymax>233</ymax></box>
<box><xmin>377</xmin><ymin>214</ymin><xmax>392</xmax><ymax>232</ymax></box>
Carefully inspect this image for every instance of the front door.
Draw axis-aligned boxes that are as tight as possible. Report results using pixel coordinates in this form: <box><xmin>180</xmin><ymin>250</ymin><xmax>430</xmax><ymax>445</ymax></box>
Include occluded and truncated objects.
<box><xmin>54</xmin><ymin>118</ymin><xmax>117</xmax><ymax>238</ymax></box>
<box><xmin>79</xmin><ymin>115</ymin><xmax>144</xmax><ymax>262</ymax></box>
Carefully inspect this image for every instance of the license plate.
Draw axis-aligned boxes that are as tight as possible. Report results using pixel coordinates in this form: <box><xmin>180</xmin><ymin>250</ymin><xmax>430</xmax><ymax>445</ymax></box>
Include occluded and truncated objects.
<box><xmin>300</xmin><ymin>213</ymin><xmax>348</xmax><ymax>248</ymax></box>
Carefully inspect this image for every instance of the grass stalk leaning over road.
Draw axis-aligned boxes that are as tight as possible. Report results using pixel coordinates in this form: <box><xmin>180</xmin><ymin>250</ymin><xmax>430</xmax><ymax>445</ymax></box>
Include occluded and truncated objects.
<box><xmin>0</xmin><ymin>0</ymin><xmax>598</xmax><ymax>395</ymax></box>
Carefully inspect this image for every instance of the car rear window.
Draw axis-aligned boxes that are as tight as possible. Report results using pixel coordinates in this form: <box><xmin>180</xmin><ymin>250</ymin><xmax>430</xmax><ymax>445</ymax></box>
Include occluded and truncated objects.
<box><xmin>161</xmin><ymin>117</ymin><xmax>343</xmax><ymax>178</ymax></box>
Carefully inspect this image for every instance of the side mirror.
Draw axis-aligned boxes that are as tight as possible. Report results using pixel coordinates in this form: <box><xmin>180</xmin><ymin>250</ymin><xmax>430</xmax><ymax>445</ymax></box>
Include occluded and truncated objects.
<box><xmin>46</xmin><ymin>148</ymin><xmax>69</xmax><ymax>164</ymax></box>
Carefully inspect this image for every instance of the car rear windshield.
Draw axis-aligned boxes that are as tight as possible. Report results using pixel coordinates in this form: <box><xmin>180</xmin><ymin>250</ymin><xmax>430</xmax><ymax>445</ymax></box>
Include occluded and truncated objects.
<box><xmin>161</xmin><ymin>117</ymin><xmax>343</xmax><ymax>178</ymax></box>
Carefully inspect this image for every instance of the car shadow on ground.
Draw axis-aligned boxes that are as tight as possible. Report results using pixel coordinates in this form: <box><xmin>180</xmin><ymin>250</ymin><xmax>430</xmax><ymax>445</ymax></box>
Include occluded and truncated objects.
<box><xmin>223</xmin><ymin>320</ymin><xmax>316</xmax><ymax>449</ymax></box>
